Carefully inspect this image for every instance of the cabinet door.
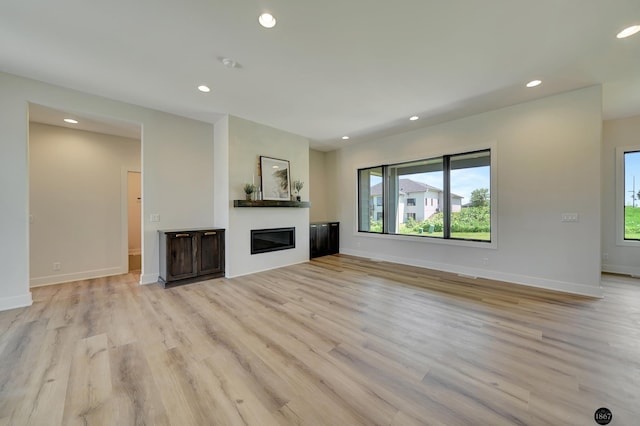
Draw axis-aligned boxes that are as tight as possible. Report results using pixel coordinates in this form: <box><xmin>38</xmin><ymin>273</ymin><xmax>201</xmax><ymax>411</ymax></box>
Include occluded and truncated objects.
<box><xmin>328</xmin><ymin>222</ymin><xmax>339</xmax><ymax>255</ymax></box>
<box><xmin>198</xmin><ymin>230</ymin><xmax>224</xmax><ymax>276</ymax></box>
<box><xmin>317</xmin><ymin>224</ymin><xmax>330</xmax><ymax>256</ymax></box>
<box><xmin>167</xmin><ymin>233</ymin><xmax>197</xmax><ymax>281</ymax></box>
<box><xmin>310</xmin><ymin>224</ymin><xmax>319</xmax><ymax>258</ymax></box>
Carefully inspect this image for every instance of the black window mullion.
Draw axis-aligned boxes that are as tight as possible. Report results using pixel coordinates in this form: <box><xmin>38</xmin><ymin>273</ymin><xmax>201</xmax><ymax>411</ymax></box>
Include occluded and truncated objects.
<box><xmin>383</xmin><ymin>165</ymin><xmax>393</xmax><ymax>234</ymax></box>
<box><xmin>443</xmin><ymin>155</ymin><xmax>451</xmax><ymax>239</ymax></box>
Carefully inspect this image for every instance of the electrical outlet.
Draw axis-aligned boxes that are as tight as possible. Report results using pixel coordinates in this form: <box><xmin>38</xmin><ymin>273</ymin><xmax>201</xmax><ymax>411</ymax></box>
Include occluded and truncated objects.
<box><xmin>602</xmin><ymin>253</ymin><xmax>609</xmax><ymax>260</ymax></box>
<box><xmin>561</xmin><ymin>213</ymin><xmax>579</xmax><ymax>222</ymax></box>
<box><xmin>482</xmin><ymin>257</ymin><xmax>489</xmax><ymax>266</ymax></box>
<box><xmin>53</xmin><ymin>262</ymin><xmax>61</xmax><ymax>271</ymax></box>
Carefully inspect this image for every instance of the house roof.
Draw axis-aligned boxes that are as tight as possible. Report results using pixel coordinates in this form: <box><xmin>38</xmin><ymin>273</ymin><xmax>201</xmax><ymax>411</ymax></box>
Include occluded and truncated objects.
<box><xmin>370</xmin><ymin>178</ymin><xmax>463</xmax><ymax>199</ymax></box>
<box><xmin>3</xmin><ymin>1</ymin><xmax>640</xmax><ymax>150</ymax></box>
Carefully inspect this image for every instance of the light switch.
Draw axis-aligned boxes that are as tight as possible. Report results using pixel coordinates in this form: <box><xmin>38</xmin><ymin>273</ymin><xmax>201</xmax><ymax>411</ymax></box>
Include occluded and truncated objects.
<box><xmin>150</xmin><ymin>214</ymin><xmax>160</xmax><ymax>222</ymax></box>
<box><xmin>561</xmin><ymin>213</ymin><xmax>579</xmax><ymax>222</ymax></box>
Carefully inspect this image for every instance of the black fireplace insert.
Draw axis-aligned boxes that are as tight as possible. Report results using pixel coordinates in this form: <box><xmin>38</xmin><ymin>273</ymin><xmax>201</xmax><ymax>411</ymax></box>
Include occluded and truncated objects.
<box><xmin>251</xmin><ymin>227</ymin><xmax>295</xmax><ymax>254</ymax></box>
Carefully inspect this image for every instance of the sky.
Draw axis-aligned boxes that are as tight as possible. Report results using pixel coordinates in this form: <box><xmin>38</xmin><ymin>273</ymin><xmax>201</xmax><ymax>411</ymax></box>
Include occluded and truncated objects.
<box><xmin>625</xmin><ymin>151</ymin><xmax>640</xmax><ymax>206</ymax></box>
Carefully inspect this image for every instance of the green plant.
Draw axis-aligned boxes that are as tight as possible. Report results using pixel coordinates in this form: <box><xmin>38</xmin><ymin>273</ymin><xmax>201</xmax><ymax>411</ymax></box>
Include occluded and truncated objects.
<box><xmin>369</xmin><ymin>220</ymin><xmax>383</xmax><ymax>233</ymax></box>
<box><xmin>243</xmin><ymin>183</ymin><xmax>256</xmax><ymax>194</ymax></box>
<box><xmin>470</xmin><ymin>188</ymin><xmax>489</xmax><ymax>207</ymax></box>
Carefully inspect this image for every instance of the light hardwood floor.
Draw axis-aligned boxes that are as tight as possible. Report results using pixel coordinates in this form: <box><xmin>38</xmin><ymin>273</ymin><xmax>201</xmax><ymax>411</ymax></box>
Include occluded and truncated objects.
<box><xmin>1</xmin><ymin>255</ymin><xmax>639</xmax><ymax>425</ymax></box>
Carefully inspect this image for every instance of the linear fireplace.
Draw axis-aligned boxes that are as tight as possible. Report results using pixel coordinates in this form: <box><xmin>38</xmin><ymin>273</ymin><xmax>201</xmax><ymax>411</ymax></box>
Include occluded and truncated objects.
<box><xmin>251</xmin><ymin>227</ymin><xmax>296</xmax><ymax>255</ymax></box>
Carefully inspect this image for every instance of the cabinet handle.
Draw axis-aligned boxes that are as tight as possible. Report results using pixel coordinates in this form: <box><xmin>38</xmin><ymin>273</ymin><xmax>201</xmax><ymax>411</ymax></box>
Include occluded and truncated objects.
<box><xmin>311</xmin><ymin>225</ymin><xmax>317</xmax><ymax>228</ymax></box>
<box><xmin>321</xmin><ymin>224</ymin><xmax>328</xmax><ymax>227</ymax></box>
<box><xmin>204</xmin><ymin>232</ymin><xmax>217</xmax><ymax>235</ymax></box>
<box><xmin>175</xmin><ymin>233</ymin><xmax>190</xmax><ymax>237</ymax></box>
<box><xmin>331</xmin><ymin>224</ymin><xmax>338</xmax><ymax>227</ymax></box>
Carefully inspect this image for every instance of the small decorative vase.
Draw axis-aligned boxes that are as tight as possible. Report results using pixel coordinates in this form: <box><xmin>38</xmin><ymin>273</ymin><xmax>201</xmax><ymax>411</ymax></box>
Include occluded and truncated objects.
<box><xmin>296</xmin><ymin>195</ymin><xmax>301</xmax><ymax>202</ymax></box>
<box><xmin>246</xmin><ymin>193</ymin><xmax>252</xmax><ymax>201</ymax></box>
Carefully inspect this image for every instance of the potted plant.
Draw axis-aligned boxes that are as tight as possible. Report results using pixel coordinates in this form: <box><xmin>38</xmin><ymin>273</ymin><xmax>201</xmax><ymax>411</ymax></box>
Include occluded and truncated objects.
<box><xmin>292</xmin><ymin>180</ymin><xmax>304</xmax><ymax>201</ymax></box>
<box><xmin>243</xmin><ymin>183</ymin><xmax>256</xmax><ymax>200</ymax></box>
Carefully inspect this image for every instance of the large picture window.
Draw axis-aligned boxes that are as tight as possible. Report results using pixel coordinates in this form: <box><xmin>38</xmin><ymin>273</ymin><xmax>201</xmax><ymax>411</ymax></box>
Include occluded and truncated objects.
<box><xmin>358</xmin><ymin>149</ymin><xmax>491</xmax><ymax>242</ymax></box>
<box><xmin>624</xmin><ymin>150</ymin><xmax>640</xmax><ymax>241</ymax></box>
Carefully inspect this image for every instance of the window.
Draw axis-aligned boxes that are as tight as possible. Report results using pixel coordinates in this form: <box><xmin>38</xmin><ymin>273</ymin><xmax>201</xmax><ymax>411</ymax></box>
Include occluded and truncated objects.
<box><xmin>376</xmin><ymin>197</ymin><xmax>382</xmax><ymax>206</ymax></box>
<box><xmin>624</xmin><ymin>150</ymin><xmax>640</xmax><ymax>241</ymax></box>
<box><xmin>358</xmin><ymin>149</ymin><xmax>491</xmax><ymax>242</ymax></box>
<box><xmin>358</xmin><ymin>167</ymin><xmax>383</xmax><ymax>233</ymax></box>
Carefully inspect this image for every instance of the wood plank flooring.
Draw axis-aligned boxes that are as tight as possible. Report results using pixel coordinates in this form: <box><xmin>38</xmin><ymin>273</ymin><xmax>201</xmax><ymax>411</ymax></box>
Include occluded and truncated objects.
<box><xmin>1</xmin><ymin>254</ymin><xmax>639</xmax><ymax>425</ymax></box>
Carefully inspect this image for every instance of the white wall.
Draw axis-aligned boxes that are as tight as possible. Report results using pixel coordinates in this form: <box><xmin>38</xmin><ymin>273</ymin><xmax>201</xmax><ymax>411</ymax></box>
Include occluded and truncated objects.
<box><xmin>225</xmin><ymin>116</ymin><xmax>309</xmax><ymax>277</ymax></box>
<box><xmin>336</xmin><ymin>86</ymin><xmax>603</xmax><ymax>297</ymax></box>
<box><xmin>29</xmin><ymin>123</ymin><xmax>140</xmax><ymax>286</ymax></box>
<box><xmin>213</xmin><ymin>115</ymin><xmax>230</xmax><ymax>272</ymax></box>
<box><xmin>310</xmin><ymin>149</ymin><xmax>329</xmax><ymax>222</ymax></box>
<box><xmin>602</xmin><ymin>114</ymin><xmax>640</xmax><ymax>276</ymax></box>
<box><xmin>0</xmin><ymin>71</ymin><xmax>216</xmax><ymax>310</ymax></box>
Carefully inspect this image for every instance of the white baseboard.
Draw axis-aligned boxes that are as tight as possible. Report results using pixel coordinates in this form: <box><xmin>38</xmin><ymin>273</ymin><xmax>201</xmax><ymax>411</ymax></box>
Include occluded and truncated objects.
<box><xmin>602</xmin><ymin>263</ymin><xmax>640</xmax><ymax>277</ymax></box>
<box><xmin>30</xmin><ymin>266</ymin><xmax>126</xmax><ymax>287</ymax></box>
<box><xmin>340</xmin><ymin>248</ymin><xmax>604</xmax><ymax>298</ymax></box>
<box><xmin>0</xmin><ymin>292</ymin><xmax>33</xmax><ymax>312</ymax></box>
<box><xmin>140</xmin><ymin>272</ymin><xmax>159</xmax><ymax>285</ymax></box>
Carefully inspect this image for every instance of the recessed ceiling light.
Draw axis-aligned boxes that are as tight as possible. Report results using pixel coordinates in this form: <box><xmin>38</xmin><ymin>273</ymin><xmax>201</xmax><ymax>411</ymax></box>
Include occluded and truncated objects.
<box><xmin>197</xmin><ymin>85</ymin><xmax>211</xmax><ymax>93</ymax></box>
<box><xmin>526</xmin><ymin>80</ymin><xmax>542</xmax><ymax>88</ymax></box>
<box><xmin>342</xmin><ymin>136</ymin><xmax>350</xmax><ymax>140</ymax></box>
<box><xmin>63</xmin><ymin>118</ymin><xmax>78</xmax><ymax>124</ymax></box>
<box><xmin>258</xmin><ymin>13</ymin><xmax>276</xmax><ymax>28</ymax></box>
<box><xmin>409</xmin><ymin>116</ymin><xmax>419</xmax><ymax>121</ymax></box>
<box><xmin>617</xmin><ymin>25</ymin><xmax>640</xmax><ymax>39</ymax></box>
<box><xmin>221</xmin><ymin>57</ymin><xmax>239</xmax><ymax>69</ymax></box>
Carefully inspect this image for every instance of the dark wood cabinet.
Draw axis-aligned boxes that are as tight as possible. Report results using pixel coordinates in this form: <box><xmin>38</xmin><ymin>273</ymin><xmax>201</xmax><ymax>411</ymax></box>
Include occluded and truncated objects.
<box><xmin>310</xmin><ymin>222</ymin><xmax>339</xmax><ymax>258</ymax></box>
<box><xmin>159</xmin><ymin>228</ymin><xmax>225</xmax><ymax>288</ymax></box>
<box><xmin>198</xmin><ymin>230</ymin><xmax>224</xmax><ymax>276</ymax></box>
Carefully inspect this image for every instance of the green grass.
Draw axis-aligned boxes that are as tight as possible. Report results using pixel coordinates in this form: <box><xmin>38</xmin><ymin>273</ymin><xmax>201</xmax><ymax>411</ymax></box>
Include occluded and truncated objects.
<box><xmin>450</xmin><ymin>232</ymin><xmax>491</xmax><ymax>241</ymax></box>
<box><xmin>625</xmin><ymin>206</ymin><xmax>640</xmax><ymax>240</ymax></box>
<box><xmin>398</xmin><ymin>229</ymin><xmax>490</xmax><ymax>241</ymax></box>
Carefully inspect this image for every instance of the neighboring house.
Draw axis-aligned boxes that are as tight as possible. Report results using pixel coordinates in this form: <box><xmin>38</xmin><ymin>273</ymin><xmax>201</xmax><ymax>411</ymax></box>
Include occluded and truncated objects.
<box><xmin>370</xmin><ymin>178</ymin><xmax>463</xmax><ymax>224</ymax></box>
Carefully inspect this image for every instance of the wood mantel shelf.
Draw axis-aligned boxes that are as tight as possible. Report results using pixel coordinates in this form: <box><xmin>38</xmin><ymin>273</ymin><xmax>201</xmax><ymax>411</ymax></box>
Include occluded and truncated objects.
<box><xmin>233</xmin><ymin>200</ymin><xmax>311</xmax><ymax>208</ymax></box>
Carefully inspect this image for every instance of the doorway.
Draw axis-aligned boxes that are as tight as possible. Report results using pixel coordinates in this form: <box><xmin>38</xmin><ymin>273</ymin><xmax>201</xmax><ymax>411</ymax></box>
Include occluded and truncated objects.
<box><xmin>28</xmin><ymin>103</ymin><xmax>142</xmax><ymax>287</ymax></box>
<box><xmin>128</xmin><ymin>171</ymin><xmax>142</xmax><ymax>272</ymax></box>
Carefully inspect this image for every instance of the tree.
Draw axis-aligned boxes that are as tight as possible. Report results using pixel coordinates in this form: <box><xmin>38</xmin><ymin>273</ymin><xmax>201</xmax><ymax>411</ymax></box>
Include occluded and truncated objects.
<box><xmin>470</xmin><ymin>188</ymin><xmax>489</xmax><ymax>207</ymax></box>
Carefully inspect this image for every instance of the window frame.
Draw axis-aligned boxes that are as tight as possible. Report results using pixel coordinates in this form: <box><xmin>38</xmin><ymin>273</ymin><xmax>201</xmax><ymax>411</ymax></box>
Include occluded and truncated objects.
<box><xmin>616</xmin><ymin>146</ymin><xmax>640</xmax><ymax>247</ymax></box>
<box><xmin>356</xmin><ymin>145</ymin><xmax>497</xmax><ymax>249</ymax></box>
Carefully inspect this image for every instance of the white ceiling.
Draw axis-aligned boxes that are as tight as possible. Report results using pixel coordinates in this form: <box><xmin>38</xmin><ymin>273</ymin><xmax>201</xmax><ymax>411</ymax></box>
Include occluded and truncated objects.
<box><xmin>2</xmin><ymin>1</ymin><xmax>640</xmax><ymax>150</ymax></box>
<box><xmin>29</xmin><ymin>103</ymin><xmax>142</xmax><ymax>140</ymax></box>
